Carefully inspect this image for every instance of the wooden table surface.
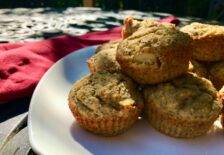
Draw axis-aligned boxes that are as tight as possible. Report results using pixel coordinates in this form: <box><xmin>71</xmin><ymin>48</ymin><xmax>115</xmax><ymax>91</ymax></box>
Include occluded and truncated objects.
<box><xmin>0</xmin><ymin>7</ymin><xmax>222</xmax><ymax>155</ymax></box>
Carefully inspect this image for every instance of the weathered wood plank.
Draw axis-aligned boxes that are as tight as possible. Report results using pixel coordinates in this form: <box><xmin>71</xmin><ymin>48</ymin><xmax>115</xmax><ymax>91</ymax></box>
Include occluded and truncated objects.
<box><xmin>0</xmin><ymin>112</ymin><xmax>28</xmax><ymax>151</ymax></box>
<box><xmin>0</xmin><ymin>127</ymin><xmax>32</xmax><ymax>155</ymax></box>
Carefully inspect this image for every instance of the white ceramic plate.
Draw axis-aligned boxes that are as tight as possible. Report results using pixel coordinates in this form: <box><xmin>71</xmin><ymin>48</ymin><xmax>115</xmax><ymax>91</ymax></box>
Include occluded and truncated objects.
<box><xmin>28</xmin><ymin>46</ymin><xmax>224</xmax><ymax>155</ymax></box>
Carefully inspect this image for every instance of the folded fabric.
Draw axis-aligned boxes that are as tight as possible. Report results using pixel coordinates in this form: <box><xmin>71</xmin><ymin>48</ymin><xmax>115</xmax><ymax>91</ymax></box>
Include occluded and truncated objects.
<box><xmin>0</xmin><ymin>16</ymin><xmax>180</xmax><ymax>103</ymax></box>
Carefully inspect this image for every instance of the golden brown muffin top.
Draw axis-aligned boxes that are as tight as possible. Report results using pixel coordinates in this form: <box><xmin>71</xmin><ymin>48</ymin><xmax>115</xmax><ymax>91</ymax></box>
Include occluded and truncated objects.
<box><xmin>180</xmin><ymin>22</ymin><xmax>224</xmax><ymax>40</ymax></box>
<box><xmin>87</xmin><ymin>48</ymin><xmax>121</xmax><ymax>73</ymax></box>
<box><xmin>208</xmin><ymin>61</ymin><xmax>224</xmax><ymax>78</ymax></box>
<box><xmin>69</xmin><ymin>71</ymin><xmax>142</xmax><ymax>118</ymax></box>
<box><xmin>144</xmin><ymin>73</ymin><xmax>222</xmax><ymax>120</ymax></box>
<box><xmin>118</xmin><ymin>24</ymin><xmax>192</xmax><ymax>65</ymax></box>
<box><xmin>122</xmin><ymin>16</ymin><xmax>175</xmax><ymax>39</ymax></box>
<box><xmin>95</xmin><ymin>40</ymin><xmax>120</xmax><ymax>54</ymax></box>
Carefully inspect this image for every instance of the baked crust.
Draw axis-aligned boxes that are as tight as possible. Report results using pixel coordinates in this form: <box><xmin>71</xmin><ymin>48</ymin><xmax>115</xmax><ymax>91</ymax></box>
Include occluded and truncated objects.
<box><xmin>95</xmin><ymin>40</ymin><xmax>120</xmax><ymax>54</ymax></box>
<box><xmin>188</xmin><ymin>59</ymin><xmax>208</xmax><ymax>78</ymax></box>
<box><xmin>144</xmin><ymin>73</ymin><xmax>222</xmax><ymax>138</ymax></box>
<box><xmin>87</xmin><ymin>42</ymin><xmax>121</xmax><ymax>73</ymax></box>
<box><xmin>180</xmin><ymin>22</ymin><xmax>224</xmax><ymax>61</ymax></box>
<box><xmin>208</xmin><ymin>61</ymin><xmax>224</xmax><ymax>90</ymax></box>
<box><xmin>222</xmin><ymin>115</ymin><xmax>224</xmax><ymax>129</ymax></box>
<box><xmin>218</xmin><ymin>86</ymin><xmax>224</xmax><ymax>128</ymax></box>
<box><xmin>121</xmin><ymin>16</ymin><xmax>175</xmax><ymax>39</ymax></box>
<box><xmin>117</xmin><ymin>24</ymin><xmax>192</xmax><ymax>84</ymax></box>
<box><xmin>68</xmin><ymin>97</ymin><xmax>143</xmax><ymax>136</ymax></box>
<box><xmin>68</xmin><ymin>71</ymin><xmax>144</xmax><ymax>136</ymax></box>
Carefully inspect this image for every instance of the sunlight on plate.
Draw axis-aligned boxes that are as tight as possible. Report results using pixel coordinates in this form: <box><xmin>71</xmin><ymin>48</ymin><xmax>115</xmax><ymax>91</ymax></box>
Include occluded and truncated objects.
<box><xmin>28</xmin><ymin>46</ymin><xmax>224</xmax><ymax>155</ymax></box>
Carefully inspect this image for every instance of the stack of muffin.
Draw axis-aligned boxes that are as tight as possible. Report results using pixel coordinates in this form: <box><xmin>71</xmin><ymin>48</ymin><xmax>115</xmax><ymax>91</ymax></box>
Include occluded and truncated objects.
<box><xmin>68</xmin><ymin>17</ymin><xmax>223</xmax><ymax>138</ymax></box>
<box><xmin>181</xmin><ymin>23</ymin><xmax>224</xmax><ymax>90</ymax></box>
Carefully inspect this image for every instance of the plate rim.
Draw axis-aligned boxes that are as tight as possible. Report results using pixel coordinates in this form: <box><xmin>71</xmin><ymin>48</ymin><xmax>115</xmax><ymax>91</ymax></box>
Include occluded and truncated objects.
<box><xmin>27</xmin><ymin>45</ymin><xmax>224</xmax><ymax>155</ymax></box>
<box><xmin>28</xmin><ymin>45</ymin><xmax>97</xmax><ymax>154</ymax></box>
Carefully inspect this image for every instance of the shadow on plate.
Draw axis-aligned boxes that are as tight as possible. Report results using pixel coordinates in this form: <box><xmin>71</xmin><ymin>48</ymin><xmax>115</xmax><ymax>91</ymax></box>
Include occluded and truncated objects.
<box><xmin>69</xmin><ymin>118</ymin><xmax>156</xmax><ymax>155</ymax></box>
<box><xmin>69</xmin><ymin>117</ymin><xmax>224</xmax><ymax>155</ymax></box>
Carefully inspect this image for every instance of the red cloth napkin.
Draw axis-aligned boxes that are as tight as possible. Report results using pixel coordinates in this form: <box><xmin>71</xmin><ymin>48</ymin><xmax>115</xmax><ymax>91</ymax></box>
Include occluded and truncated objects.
<box><xmin>0</xmin><ymin>16</ymin><xmax>179</xmax><ymax>103</ymax></box>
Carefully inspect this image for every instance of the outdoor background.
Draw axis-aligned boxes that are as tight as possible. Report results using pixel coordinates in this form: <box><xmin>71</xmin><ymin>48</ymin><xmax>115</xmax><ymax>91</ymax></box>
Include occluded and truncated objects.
<box><xmin>0</xmin><ymin>0</ymin><xmax>223</xmax><ymax>22</ymax></box>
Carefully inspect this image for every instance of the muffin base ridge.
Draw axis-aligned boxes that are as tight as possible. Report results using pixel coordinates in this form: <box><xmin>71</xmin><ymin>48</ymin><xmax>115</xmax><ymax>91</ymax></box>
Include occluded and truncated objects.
<box><xmin>145</xmin><ymin>102</ymin><xmax>219</xmax><ymax>138</ymax></box>
<box><xmin>69</xmin><ymin>97</ymin><xmax>144</xmax><ymax>136</ymax></box>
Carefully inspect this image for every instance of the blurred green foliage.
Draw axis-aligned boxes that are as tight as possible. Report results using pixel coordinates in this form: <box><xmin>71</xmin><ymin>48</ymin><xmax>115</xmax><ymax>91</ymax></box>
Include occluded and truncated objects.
<box><xmin>50</xmin><ymin>0</ymin><xmax>82</xmax><ymax>7</ymax></box>
<box><xmin>0</xmin><ymin>0</ymin><xmax>82</xmax><ymax>8</ymax></box>
<box><xmin>0</xmin><ymin>0</ymin><xmax>222</xmax><ymax>21</ymax></box>
<box><xmin>94</xmin><ymin>0</ymin><xmax>211</xmax><ymax>19</ymax></box>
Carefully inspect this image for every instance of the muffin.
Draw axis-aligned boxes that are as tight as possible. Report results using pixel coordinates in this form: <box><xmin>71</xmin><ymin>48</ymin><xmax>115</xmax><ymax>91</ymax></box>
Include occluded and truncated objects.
<box><xmin>95</xmin><ymin>40</ymin><xmax>120</xmax><ymax>54</ymax></box>
<box><xmin>117</xmin><ymin>24</ymin><xmax>192</xmax><ymax>84</ymax></box>
<box><xmin>208</xmin><ymin>61</ymin><xmax>224</xmax><ymax>90</ymax></box>
<box><xmin>87</xmin><ymin>41</ymin><xmax>121</xmax><ymax>73</ymax></box>
<box><xmin>68</xmin><ymin>71</ymin><xmax>144</xmax><ymax>136</ymax></box>
<box><xmin>218</xmin><ymin>86</ymin><xmax>224</xmax><ymax>128</ymax></box>
<box><xmin>180</xmin><ymin>22</ymin><xmax>224</xmax><ymax>61</ymax></box>
<box><xmin>222</xmin><ymin>114</ymin><xmax>224</xmax><ymax>129</ymax></box>
<box><xmin>144</xmin><ymin>73</ymin><xmax>222</xmax><ymax>138</ymax></box>
<box><xmin>122</xmin><ymin>16</ymin><xmax>175</xmax><ymax>39</ymax></box>
<box><xmin>188</xmin><ymin>59</ymin><xmax>208</xmax><ymax>78</ymax></box>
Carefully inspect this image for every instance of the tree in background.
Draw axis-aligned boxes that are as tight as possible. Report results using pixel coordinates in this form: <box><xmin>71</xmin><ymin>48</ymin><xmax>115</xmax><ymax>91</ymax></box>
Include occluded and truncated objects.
<box><xmin>0</xmin><ymin>0</ymin><xmax>223</xmax><ymax>22</ymax></box>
